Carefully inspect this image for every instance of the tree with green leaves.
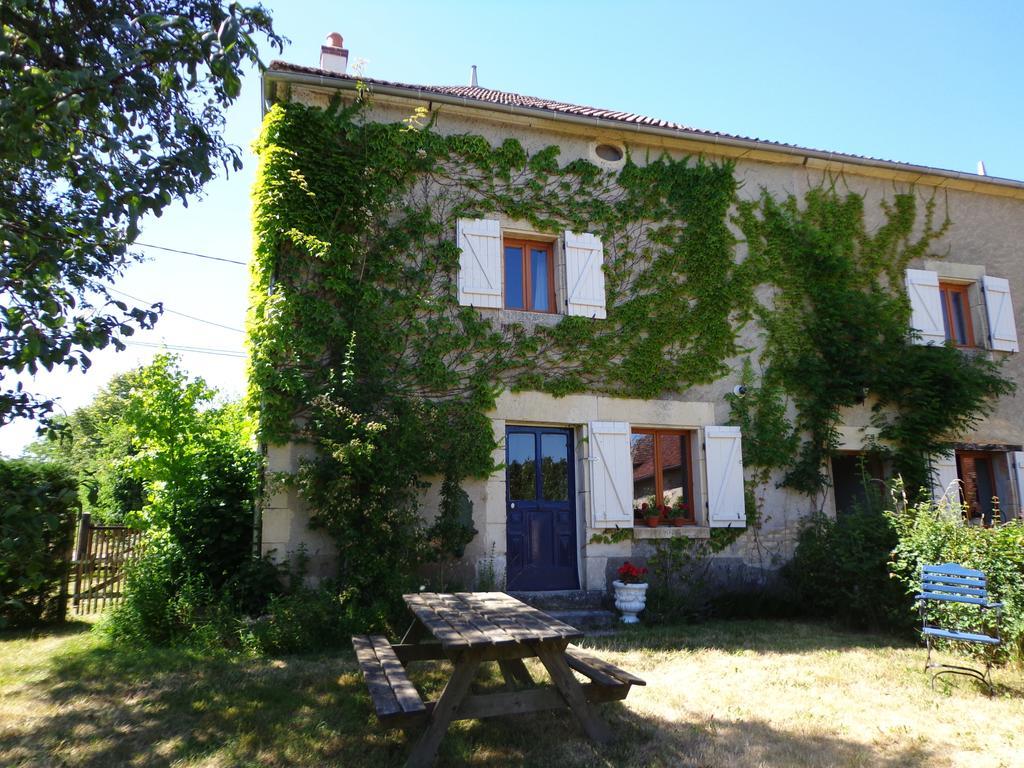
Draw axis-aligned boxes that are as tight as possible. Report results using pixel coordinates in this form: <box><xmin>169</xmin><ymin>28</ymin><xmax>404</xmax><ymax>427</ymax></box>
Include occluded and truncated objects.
<box><xmin>117</xmin><ymin>355</ymin><xmax>261</xmax><ymax>586</ymax></box>
<box><xmin>27</xmin><ymin>365</ymin><xmax>148</xmax><ymax>523</ymax></box>
<box><xmin>0</xmin><ymin>1</ymin><xmax>281</xmax><ymax>425</ymax></box>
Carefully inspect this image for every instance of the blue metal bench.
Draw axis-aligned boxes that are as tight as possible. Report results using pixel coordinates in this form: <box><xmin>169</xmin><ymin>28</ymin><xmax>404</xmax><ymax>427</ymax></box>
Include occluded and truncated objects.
<box><xmin>916</xmin><ymin>563</ymin><xmax>1002</xmax><ymax>693</ymax></box>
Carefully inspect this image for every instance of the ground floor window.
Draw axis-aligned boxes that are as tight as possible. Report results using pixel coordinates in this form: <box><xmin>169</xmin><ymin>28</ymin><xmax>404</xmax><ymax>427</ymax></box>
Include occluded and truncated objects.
<box><xmin>831</xmin><ymin>453</ymin><xmax>886</xmax><ymax>517</ymax></box>
<box><xmin>630</xmin><ymin>429</ymin><xmax>695</xmax><ymax>523</ymax></box>
<box><xmin>957</xmin><ymin>450</ymin><xmax>1002</xmax><ymax>525</ymax></box>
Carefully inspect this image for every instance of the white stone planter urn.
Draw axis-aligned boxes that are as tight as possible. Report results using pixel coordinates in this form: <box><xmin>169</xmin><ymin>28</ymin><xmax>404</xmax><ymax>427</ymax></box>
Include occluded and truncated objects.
<box><xmin>612</xmin><ymin>580</ymin><xmax>649</xmax><ymax>624</ymax></box>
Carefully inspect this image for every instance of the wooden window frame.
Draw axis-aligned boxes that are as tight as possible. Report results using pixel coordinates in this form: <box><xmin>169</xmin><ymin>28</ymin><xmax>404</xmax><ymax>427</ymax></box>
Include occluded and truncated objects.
<box><xmin>956</xmin><ymin>450</ymin><xmax>1000</xmax><ymax>525</ymax></box>
<box><xmin>938</xmin><ymin>281</ymin><xmax>975</xmax><ymax>348</ymax></box>
<box><xmin>503</xmin><ymin>237</ymin><xmax>556</xmax><ymax>314</ymax></box>
<box><xmin>631</xmin><ymin>428</ymin><xmax>696</xmax><ymax>525</ymax></box>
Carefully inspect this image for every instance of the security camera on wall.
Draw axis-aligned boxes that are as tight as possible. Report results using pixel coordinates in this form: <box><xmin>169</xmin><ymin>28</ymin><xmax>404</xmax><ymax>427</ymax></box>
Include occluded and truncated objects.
<box><xmin>733</xmin><ymin>384</ymin><xmax>748</xmax><ymax>397</ymax></box>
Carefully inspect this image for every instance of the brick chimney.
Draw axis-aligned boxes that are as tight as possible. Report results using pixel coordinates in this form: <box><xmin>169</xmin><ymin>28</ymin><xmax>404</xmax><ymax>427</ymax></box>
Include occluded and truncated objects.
<box><xmin>320</xmin><ymin>32</ymin><xmax>349</xmax><ymax>75</ymax></box>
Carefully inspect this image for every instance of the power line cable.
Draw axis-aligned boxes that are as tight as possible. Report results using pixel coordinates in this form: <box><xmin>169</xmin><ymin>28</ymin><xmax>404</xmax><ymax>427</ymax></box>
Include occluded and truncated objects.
<box><xmin>108</xmin><ymin>287</ymin><xmax>244</xmax><ymax>333</ymax></box>
<box><xmin>135</xmin><ymin>241</ymin><xmax>247</xmax><ymax>266</ymax></box>
<box><xmin>125</xmin><ymin>340</ymin><xmax>247</xmax><ymax>358</ymax></box>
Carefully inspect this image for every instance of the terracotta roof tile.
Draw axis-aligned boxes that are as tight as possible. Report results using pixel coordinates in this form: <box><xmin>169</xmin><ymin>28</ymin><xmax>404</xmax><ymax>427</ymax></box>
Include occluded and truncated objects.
<box><xmin>265</xmin><ymin>61</ymin><xmax>1022</xmax><ymax>186</ymax></box>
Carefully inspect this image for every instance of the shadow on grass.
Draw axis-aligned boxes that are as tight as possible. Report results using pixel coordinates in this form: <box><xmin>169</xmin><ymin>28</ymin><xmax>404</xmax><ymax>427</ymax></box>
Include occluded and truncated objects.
<box><xmin>0</xmin><ymin>624</ymin><xmax>945</xmax><ymax>768</ymax></box>
<box><xmin>585</xmin><ymin>619</ymin><xmax>917</xmax><ymax>656</ymax></box>
<box><xmin>4</xmin><ymin>639</ymin><xmax>421</xmax><ymax>767</ymax></box>
<box><xmin>0</xmin><ymin>619</ymin><xmax>93</xmax><ymax>642</ymax></box>
<box><xmin>435</xmin><ymin>706</ymin><xmax>936</xmax><ymax>768</ymax></box>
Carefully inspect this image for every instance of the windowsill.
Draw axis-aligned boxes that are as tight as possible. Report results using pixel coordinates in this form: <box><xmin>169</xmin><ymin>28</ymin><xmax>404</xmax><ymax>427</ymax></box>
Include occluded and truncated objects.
<box><xmin>477</xmin><ymin>307</ymin><xmax>564</xmax><ymax>328</ymax></box>
<box><xmin>633</xmin><ymin>525</ymin><xmax>710</xmax><ymax>540</ymax></box>
<box><xmin>960</xmin><ymin>346</ymin><xmax>1004</xmax><ymax>360</ymax></box>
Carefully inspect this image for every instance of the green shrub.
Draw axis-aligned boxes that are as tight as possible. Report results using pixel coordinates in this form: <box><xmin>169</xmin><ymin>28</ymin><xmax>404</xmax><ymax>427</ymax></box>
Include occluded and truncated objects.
<box><xmin>105</xmin><ymin>534</ymin><xmax>286</xmax><ymax>648</ymax></box>
<box><xmin>784</xmin><ymin>508</ymin><xmax>913</xmax><ymax>632</ymax></box>
<box><xmin>643</xmin><ymin>538</ymin><xmax>713</xmax><ymax>624</ymax></box>
<box><xmin>888</xmin><ymin>495</ymin><xmax>1024</xmax><ymax>661</ymax></box>
<box><xmin>159</xmin><ymin>442</ymin><xmax>262</xmax><ymax>590</ymax></box>
<box><xmin>104</xmin><ymin>534</ymin><xmax>185</xmax><ymax>644</ymax></box>
<box><xmin>241</xmin><ymin>587</ymin><xmax>351</xmax><ymax>655</ymax></box>
<box><xmin>222</xmin><ymin>555</ymin><xmax>286</xmax><ymax>617</ymax></box>
<box><xmin>0</xmin><ymin>458</ymin><xmax>78</xmax><ymax>628</ymax></box>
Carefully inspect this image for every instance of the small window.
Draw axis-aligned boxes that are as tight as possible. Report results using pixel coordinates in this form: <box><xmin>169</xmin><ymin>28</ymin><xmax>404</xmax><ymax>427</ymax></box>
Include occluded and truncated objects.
<box><xmin>630</xmin><ymin>429</ymin><xmax>695</xmax><ymax>524</ymax></box>
<box><xmin>503</xmin><ymin>238</ymin><xmax>555</xmax><ymax>313</ymax></box>
<box><xmin>938</xmin><ymin>282</ymin><xmax>974</xmax><ymax>347</ymax></box>
<box><xmin>595</xmin><ymin>143</ymin><xmax>624</xmax><ymax>162</ymax></box>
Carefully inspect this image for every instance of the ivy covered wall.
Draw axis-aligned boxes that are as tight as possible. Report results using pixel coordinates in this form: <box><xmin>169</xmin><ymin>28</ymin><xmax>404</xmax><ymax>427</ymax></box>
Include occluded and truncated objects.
<box><xmin>249</xmin><ymin>87</ymin><xmax>1017</xmax><ymax>599</ymax></box>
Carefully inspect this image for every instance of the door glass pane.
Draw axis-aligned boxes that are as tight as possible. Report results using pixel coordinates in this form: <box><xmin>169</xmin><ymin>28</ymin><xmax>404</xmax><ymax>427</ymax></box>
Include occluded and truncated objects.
<box><xmin>659</xmin><ymin>433</ymin><xmax>689</xmax><ymax>513</ymax></box>
<box><xmin>541</xmin><ymin>433</ymin><xmax>569</xmax><ymax>500</ymax></box>
<box><xmin>530</xmin><ymin>247</ymin><xmax>550</xmax><ymax>311</ymax></box>
<box><xmin>950</xmin><ymin>291</ymin><xmax>968</xmax><ymax>344</ymax></box>
<box><xmin>504</xmin><ymin>246</ymin><xmax>524</xmax><ymax>309</ymax></box>
<box><xmin>630</xmin><ymin>433</ymin><xmax>656</xmax><ymax>508</ymax></box>
<box><xmin>507</xmin><ymin>433</ymin><xmax>535</xmax><ymax>500</ymax></box>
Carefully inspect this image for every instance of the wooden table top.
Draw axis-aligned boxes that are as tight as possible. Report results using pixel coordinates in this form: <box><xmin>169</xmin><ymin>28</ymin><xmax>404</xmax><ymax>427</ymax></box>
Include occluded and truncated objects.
<box><xmin>403</xmin><ymin>591</ymin><xmax>584</xmax><ymax>650</ymax></box>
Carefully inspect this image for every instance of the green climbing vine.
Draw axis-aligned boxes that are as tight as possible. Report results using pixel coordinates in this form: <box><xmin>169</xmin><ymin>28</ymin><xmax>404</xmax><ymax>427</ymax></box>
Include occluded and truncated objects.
<box><xmin>249</xmin><ymin>95</ymin><xmax>751</xmax><ymax>620</ymax></box>
<box><xmin>248</xmin><ymin>92</ymin><xmax>1013</xmax><ymax>624</ymax></box>
<box><xmin>731</xmin><ymin>186</ymin><xmax>1014</xmax><ymax>499</ymax></box>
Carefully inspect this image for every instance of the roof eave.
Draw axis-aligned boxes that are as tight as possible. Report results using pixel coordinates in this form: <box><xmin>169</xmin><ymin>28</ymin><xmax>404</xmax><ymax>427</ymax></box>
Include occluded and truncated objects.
<box><xmin>261</xmin><ymin>68</ymin><xmax>1024</xmax><ymax>197</ymax></box>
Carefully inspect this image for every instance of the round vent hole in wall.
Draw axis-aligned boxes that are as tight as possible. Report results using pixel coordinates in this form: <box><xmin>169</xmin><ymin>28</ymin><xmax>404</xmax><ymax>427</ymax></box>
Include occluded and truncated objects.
<box><xmin>594</xmin><ymin>143</ymin><xmax>624</xmax><ymax>162</ymax></box>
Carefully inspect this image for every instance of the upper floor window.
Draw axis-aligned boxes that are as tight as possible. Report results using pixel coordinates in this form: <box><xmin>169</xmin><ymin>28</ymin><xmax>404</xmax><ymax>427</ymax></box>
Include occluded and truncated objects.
<box><xmin>906</xmin><ymin>268</ymin><xmax>1018</xmax><ymax>353</ymax></box>
<box><xmin>503</xmin><ymin>238</ymin><xmax>555</xmax><ymax>313</ymax></box>
<box><xmin>457</xmin><ymin>218</ymin><xmax>608</xmax><ymax>319</ymax></box>
<box><xmin>938</xmin><ymin>281</ymin><xmax>974</xmax><ymax>347</ymax></box>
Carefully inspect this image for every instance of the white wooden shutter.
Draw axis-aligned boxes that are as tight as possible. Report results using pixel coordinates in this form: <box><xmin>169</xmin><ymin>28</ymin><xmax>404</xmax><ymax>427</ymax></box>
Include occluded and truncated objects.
<box><xmin>457</xmin><ymin>218</ymin><xmax>502</xmax><ymax>308</ymax></box>
<box><xmin>587</xmin><ymin>421</ymin><xmax>633</xmax><ymax>527</ymax></box>
<box><xmin>931</xmin><ymin>451</ymin><xmax>960</xmax><ymax>506</ymax></box>
<box><xmin>1012</xmin><ymin>451</ymin><xmax>1024</xmax><ymax>518</ymax></box>
<box><xmin>982</xmin><ymin>275</ymin><xmax>1019</xmax><ymax>352</ymax></box>
<box><xmin>705</xmin><ymin>426</ymin><xmax>746</xmax><ymax>528</ymax></box>
<box><xmin>565</xmin><ymin>231</ymin><xmax>607</xmax><ymax>319</ymax></box>
<box><xmin>905</xmin><ymin>269</ymin><xmax>946</xmax><ymax>345</ymax></box>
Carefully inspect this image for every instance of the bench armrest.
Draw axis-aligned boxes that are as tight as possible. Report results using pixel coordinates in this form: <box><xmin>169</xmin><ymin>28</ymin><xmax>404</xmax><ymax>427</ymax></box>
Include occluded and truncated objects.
<box><xmin>984</xmin><ymin>602</ymin><xmax>1003</xmax><ymax>611</ymax></box>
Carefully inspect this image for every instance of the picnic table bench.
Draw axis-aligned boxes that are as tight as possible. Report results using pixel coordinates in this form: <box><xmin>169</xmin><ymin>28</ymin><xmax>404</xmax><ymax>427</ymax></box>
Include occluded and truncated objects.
<box><xmin>351</xmin><ymin>591</ymin><xmax>644</xmax><ymax>768</ymax></box>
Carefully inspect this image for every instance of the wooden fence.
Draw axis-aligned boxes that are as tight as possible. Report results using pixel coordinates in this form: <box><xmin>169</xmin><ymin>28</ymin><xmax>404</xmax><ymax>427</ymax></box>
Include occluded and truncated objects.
<box><xmin>71</xmin><ymin>513</ymin><xmax>143</xmax><ymax>614</ymax></box>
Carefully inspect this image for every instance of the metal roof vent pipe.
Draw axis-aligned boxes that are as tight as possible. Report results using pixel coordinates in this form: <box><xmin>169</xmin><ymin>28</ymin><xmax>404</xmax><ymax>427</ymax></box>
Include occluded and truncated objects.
<box><xmin>977</xmin><ymin>160</ymin><xmax>987</xmax><ymax>176</ymax></box>
<box><xmin>320</xmin><ymin>32</ymin><xmax>349</xmax><ymax>75</ymax></box>
<box><xmin>469</xmin><ymin>64</ymin><xmax>478</xmax><ymax>87</ymax></box>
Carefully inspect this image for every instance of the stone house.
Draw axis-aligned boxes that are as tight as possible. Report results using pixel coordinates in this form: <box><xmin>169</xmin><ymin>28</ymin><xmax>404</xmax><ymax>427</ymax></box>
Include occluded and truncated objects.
<box><xmin>256</xmin><ymin>36</ymin><xmax>1023</xmax><ymax>593</ymax></box>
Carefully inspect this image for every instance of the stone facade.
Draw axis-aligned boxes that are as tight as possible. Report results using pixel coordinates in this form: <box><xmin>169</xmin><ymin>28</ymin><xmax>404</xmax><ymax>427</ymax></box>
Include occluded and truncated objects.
<box><xmin>257</xmin><ymin>71</ymin><xmax>1024</xmax><ymax>594</ymax></box>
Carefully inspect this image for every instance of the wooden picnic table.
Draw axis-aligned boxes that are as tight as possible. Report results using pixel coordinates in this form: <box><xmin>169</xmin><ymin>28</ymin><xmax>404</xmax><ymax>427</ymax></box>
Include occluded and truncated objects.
<box><xmin>351</xmin><ymin>591</ymin><xmax>645</xmax><ymax>768</ymax></box>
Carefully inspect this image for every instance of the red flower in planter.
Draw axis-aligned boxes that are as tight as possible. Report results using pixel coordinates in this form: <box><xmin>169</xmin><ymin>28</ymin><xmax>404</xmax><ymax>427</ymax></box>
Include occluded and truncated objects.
<box><xmin>617</xmin><ymin>561</ymin><xmax>648</xmax><ymax>584</ymax></box>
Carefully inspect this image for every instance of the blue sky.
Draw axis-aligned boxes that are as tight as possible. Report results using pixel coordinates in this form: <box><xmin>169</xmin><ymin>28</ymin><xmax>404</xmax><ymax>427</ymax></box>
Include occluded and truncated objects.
<box><xmin>3</xmin><ymin>0</ymin><xmax>1022</xmax><ymax>454</ymax></box>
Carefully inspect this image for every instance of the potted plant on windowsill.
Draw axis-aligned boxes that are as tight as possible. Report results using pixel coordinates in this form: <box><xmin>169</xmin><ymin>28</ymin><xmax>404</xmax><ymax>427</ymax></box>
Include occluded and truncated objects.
<box><xmin>640</xmin><ymin>503</ymin><xmax>660</xmax><ymax>528</ymax></box>
<box><xmin>671</xmin><ymin>496</ymin><xmax>691</xmax><ymax>526</ymax></box>
<box><xmin>613</xmin><ymin>561</ymin><xmax>649</xmax><ymax>624</ymax></box>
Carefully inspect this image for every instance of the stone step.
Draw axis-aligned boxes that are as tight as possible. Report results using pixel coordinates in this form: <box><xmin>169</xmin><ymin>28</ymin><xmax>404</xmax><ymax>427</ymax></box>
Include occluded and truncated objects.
<box><xmin>545</xmin><ymin>608</ymin><xmax>618</xmax><ymax>634</ymax></box>
<box><xmin>507</xmin><ymin>589</ymin><xmax>607</xmax><ymax>611</ymax></box>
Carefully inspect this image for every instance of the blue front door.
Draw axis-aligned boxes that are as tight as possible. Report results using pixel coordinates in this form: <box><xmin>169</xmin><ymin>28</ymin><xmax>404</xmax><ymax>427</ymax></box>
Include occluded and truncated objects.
<box><xmin>505</xmin><ymin>426</ymin><xmax>579</xmax><ymax>591</ymax></box>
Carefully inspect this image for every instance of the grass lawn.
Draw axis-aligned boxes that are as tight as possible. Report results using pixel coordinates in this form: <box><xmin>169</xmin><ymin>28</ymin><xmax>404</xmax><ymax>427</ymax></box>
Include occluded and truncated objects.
<box><xmin>1</xmin><ymin>619</ymin><xmax>1022</xmax><ymax>767</ymax></box>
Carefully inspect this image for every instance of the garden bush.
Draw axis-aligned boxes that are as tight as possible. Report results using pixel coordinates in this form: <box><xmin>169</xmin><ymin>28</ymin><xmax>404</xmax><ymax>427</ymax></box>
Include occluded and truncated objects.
<box><xmin>643</xmin><ymin>537</ymin><xmax>714</xmax><ymax>624</ymax></box>
<box><xmin>104</xmin><ymin>534</ymin><xmax>185</xmax><ymax>645</ymax></box>
<box><xmin>0</xmin><ymin>458</ymin><xmax>78</xmax><ymax>628</ymax></box>
<box><xmin>93</xmin><ymin>356</ymin><xmax>266</xmax><ymax>647</ymax></box>
<box><xmin>240</xmin><ymin>586</ymin><xmax>352</xmax><ymax>655</ymax></box>
<box><xmin>784</xmin><ymin>507</ymin><xmax>914</xmax><ymax>633</ymax></box>
<box><xmin>106</xmin><ymin>536</ymin><xmax>287</xmax><ymax>649</ymax></box>
<box><xmin>888</xmin><ymin>493</ymin><xmax>1024</xmax><ymax>661</ymax></box>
